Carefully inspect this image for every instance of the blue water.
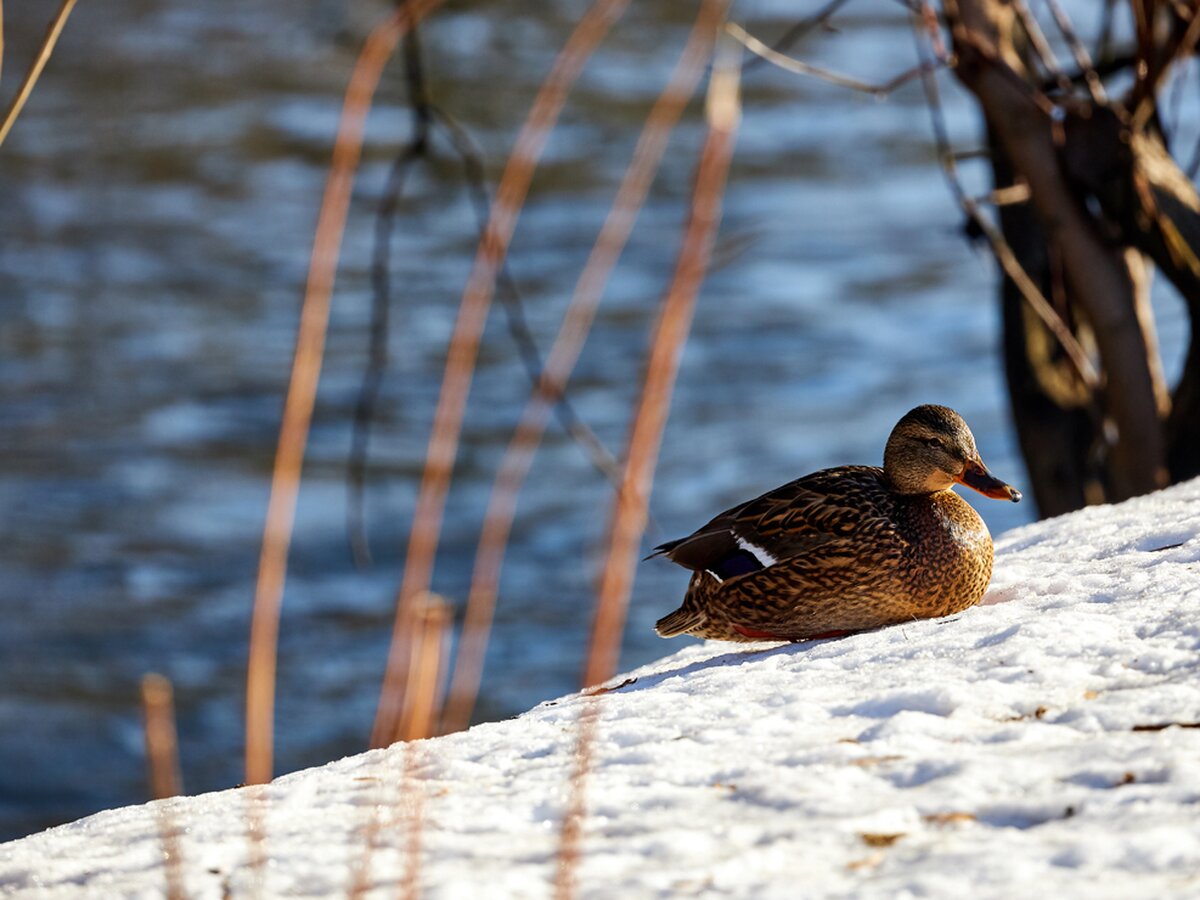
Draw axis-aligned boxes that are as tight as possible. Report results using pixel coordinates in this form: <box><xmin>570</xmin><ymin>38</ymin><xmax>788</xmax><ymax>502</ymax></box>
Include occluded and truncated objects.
<box><xmin>0</xmin><ymin>0</ymin><xmax>1191</xmax><ymax>841</ymax></box>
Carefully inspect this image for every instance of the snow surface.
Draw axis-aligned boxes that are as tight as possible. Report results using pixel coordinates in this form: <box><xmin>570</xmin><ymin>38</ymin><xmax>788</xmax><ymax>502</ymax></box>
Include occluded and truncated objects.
<box><xmin>3</xmin><ymin>479</ymin><xmax>1200</xmax><ymax>898</ymax></box>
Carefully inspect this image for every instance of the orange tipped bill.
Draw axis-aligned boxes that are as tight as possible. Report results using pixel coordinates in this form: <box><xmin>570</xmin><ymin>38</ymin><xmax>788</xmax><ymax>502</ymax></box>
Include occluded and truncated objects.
<box><xmin>958</xmin><ymin>458</ymin><xmax>1022</xmax><ymax>503</ymax></box>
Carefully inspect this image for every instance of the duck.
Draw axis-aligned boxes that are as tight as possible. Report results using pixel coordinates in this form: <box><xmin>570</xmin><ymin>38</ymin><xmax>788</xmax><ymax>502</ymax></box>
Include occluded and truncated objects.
<box><xmin>650</xmin><ymin>404</ymin><xmax>1021</xmax><ymax>642</ymax></box>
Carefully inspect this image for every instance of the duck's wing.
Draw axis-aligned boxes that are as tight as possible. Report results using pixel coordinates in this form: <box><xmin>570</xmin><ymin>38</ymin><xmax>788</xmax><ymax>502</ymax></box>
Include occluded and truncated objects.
<box><xmin>648</xmin><ymin>466</ymin><xmax>902</xmax><ymax>581</ymax></box>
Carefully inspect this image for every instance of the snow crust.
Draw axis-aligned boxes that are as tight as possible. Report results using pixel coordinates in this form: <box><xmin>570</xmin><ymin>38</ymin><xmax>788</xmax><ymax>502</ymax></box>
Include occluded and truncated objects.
<box><xmin>3</xmin><ymin>480</ymin><xmax>1200</xmax><ymax>898</ymax></box>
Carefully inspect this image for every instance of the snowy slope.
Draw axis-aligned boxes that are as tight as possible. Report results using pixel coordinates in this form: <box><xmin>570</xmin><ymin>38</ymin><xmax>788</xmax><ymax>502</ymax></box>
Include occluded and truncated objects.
<box><xmin>3</xmin><ymin>480</ymin><xmax>1200</xmax><ymax>898</ymax></box>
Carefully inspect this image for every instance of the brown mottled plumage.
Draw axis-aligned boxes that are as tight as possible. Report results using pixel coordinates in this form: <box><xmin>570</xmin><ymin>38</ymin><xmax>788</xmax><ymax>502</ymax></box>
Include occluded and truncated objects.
<box><xmin>651</xmin><ymin>405</ymin><xmax>1021</xmax><ymax>642</ymax></box>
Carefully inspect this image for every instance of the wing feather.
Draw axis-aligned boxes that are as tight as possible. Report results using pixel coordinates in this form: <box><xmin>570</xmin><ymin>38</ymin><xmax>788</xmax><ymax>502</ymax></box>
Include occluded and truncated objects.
<box><xmin>651</xmin><ymin>466</ymin><xmax>902</xmax><ymax>580</ymax></box>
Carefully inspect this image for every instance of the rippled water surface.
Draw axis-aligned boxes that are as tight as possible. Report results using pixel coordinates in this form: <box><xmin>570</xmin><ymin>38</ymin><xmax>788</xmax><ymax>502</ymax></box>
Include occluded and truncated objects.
<box><xmin>1</xmin><ymin>0</ymin><xmax>1190</xmax><ymax>840</ymax></box>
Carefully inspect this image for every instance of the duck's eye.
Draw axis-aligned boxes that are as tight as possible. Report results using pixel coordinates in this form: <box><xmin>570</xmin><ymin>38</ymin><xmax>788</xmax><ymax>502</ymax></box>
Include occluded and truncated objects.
<box><xmin>923</xmin><ymin>437</ymin><xmax>943</xmax><ymax>449</ymax></box>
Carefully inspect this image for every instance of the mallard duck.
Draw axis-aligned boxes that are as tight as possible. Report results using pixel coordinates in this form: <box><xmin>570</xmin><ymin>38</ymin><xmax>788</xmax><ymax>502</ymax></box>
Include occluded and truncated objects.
<box><xmin>651</xmin><ymin>404</ymin><xmax>1021</xmax><ymax>642</ymax></box>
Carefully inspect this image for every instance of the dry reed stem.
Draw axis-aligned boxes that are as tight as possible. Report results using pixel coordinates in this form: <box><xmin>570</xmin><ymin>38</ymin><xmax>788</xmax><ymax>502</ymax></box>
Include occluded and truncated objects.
<box><xmin>348</xmin><ymin>597</ymin><xmax>445</xmax><ymax>900</ymax></box>
<box><xmin>0</xmin><ymin>0</ymin><xmax>77</xmax><ymax>147</ymax></box>
<box><xmin>141</xmin><ymin>674</ymin><xmax>186</xmax><ymax>900</ymax></box>
<box><xmin>399</xmin><ymin>594</ymin><xmax>450</xmax><ymax>742</ymax></box>
<box><xmin>245</xmin><ymin>0</ymin><xmax>444</xmax><ymax>788</ymax></box>
<box><xmin>556</xmin><ymin>37</ymin><xmax>738</xmax><ymax>892</ymax></box>
<box><xmin>244</xmin><ymin>784</ymin><xmax>270</xmax><ymax>898</ymax></box>
<box><xmin>438</xmin><ymin>0</ymin><xmax>724</xmax><ymax>736</ymax></box>
<box><xmin>346</xmin><ymin>804</ymin><xmax>378</xmax><ymax>900</ymax></box>
<box><xmin>582</xmin><ymin>27</ymin><xmax>740</xmax><ymax>690</ymax></box>
<box><xmin>399</xmin><ymin>743</ymin><xmax>426</xmax><ymax>900</ymax></box>
<box><xmin>552</xmin><ymin>694</ymin><xmax>602</xmax><ymax>900</ymax></box>
<box><xmin>370</xmin><ymin>0</ymin><xmax>632</xmax><ymax>750</ymax></box>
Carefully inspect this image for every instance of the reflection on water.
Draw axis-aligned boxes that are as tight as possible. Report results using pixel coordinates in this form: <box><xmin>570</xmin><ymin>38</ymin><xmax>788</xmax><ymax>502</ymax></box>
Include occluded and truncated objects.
<box><xmin>0</xmin><ymin>0</ymin><xmax>1189</xmax><ymax>841</ymax></box>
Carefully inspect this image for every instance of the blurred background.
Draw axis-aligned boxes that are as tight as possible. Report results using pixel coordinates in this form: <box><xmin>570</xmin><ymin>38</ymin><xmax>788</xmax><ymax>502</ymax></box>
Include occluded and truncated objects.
<box><xmin>0</xmin><ymin>0</ymin><xmax>1189</xmax><ymax>841</ymax></box>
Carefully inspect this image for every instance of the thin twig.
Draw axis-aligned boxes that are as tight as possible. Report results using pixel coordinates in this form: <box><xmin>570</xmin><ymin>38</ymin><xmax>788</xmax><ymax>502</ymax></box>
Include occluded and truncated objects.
<box><xmin>347</xmin><ymin>15</ymin><xmax>432</xmax><ymax>570</ymax></box>
<box><xmin>346</xmin><ymin>24</ymin><xmax>624</xmax><ymax>567</ymax></box>
<box><xmin>1165</xmin><ymin>53</ymin><xmax>1187</xmax><ymax>145</ymax></box>
<box><xmin>246</xmin><ymin>0</ymin><xmax>445</xmax><ymax>787</ymax></box>
<box><xmin>1012</xmin><ymin>0</ymin><xmax>1072</xmax><ymax>94</ymax></box>
<box><xmin>727</xmin><ymin>20</ymin><xmax>938</xmax><ymax>95</ymax></box>
<box><xmin>0</xmin><ymin>0</ymin><xmax>78</xmax><ymax>147</ymax></box>
<box><xmin>1168</xmin><ymin>7</ymin><xmax>1200</xmax><ymax>92</ymax></box>
<box><xmin>979</xmin><ymin>182</ymin><xmax>1032</xmax><ymax>206</ymax></box>
<box><xmin>429</xmin><ymin>106</ymin><xmax>626</xmax><ymax>488</ymax></box>
<box><xmin>741</xmin><ymin>0</ymin><xmax>851</xmax><ymax>72</ymax></box>
<box><xmin>141</xmin><ymin>674</ymin><xmax>186</xmax><ymax>900</ymax></box>
<box><xmin>912</xmin><ymin>4</ymin><xmax>1099</xmax><ymax>391</ymax></box>
<box><xmin>348</xmin><ymin>145</ymin><xmax>424</xmax><ymax>569</ymax></box>
<box><xmin>1189</xmin><ymin>68</ymin><xmax>1200</xmax><ymax>177</ymax></box>
<box><xmin>583</xmin><ymin>24</ymin><xmax>741</xmax><ymax>690</ymax></box>
<box><xmin>1042</xmin><ymin>0</ymin><xmax>1108</xmax><ymax>104</ymax></box>
<box><xmin>1131</xmin><ymin>0</ymin><xmax>1154</xmax><ymax>109</ymax></box>
<box><xmin>439</xmin><ymin>0</ymin><xmax>723</xmax><ymax>735</ymax></box>
<box><xmin>971</xmin><ymin>206</ymin><xmax>1100</xmax><ymax>389</ymax></box>
<box><xmin>1131</xmin><ymin>4</ymin><xmax>1200</xmax><ymax>146</ymax></box>
<box><xmin>1096</xmin><ymin>0</ymin><xmax>1118</xmax><ymax>65</ymax></box>
<box><xmin>369</xmin><ymin>0</ymin><xmax>632</xmax><ymax>751</ymax></box>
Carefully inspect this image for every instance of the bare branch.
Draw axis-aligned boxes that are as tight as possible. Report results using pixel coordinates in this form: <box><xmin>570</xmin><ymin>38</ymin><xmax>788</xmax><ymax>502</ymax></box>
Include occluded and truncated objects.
<box><xmin>348</xmin><ymin>143</ymin><xmax>424</xmax><ymax>569</ymax></box>
<box><xmin>1042</xmin><ymin>0</ymin><xmax>1108</xmax><ymax>104</ymax></box>
<box><xmin>428</xmin><ymin>106</ymin><xmax>625</xmax><ymax>488</ymax></box>
<box><xmin>741</xmin><ymin>0</ymin><xmax>851</xmax><ymax>72</ymax></box>
<box><xmin>1189</xmin><ymin>117</ymin><xmax>1200</xmax><ymax>179</ymax></box>
<box><xmin>1012</xmin><ymin>0</ymin><xmax>1072</xmax><ymax>94</ymax></box>
<box><xmin>979</xmin><ymin>182</ymin><xmax>1032</xmax><ymax>206</ymax></box>
<box><xmin>912</xmin><ymin>5</ymin><xmax>1100</xmax><ymax>390</ymax></box>
<box><xmin>946</xmin><ymin>0</ymin><xmax>1167</xmax><ymax>497</ymax></box>
<box><xmin>1096</xmin><ymin>0</ymin><xmax>1119</xmax><ymax>65</ymax></box>
<box><xmin>727</xmin><ymin>21</ymin><xmax>940</xmax><ymax>96</ymax></box>
<box><xmin>347</xmin><ymin>25</ymin><xmax>625</xmax><ymax>569</ymax></box>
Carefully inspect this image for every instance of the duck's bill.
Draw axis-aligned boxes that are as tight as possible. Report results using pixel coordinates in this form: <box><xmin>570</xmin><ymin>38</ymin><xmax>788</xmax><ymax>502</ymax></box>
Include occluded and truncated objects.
<box><xmin>958</xmin><ymin>459</ymin><xmax>1022</xmax><ymax>503</ymax></box>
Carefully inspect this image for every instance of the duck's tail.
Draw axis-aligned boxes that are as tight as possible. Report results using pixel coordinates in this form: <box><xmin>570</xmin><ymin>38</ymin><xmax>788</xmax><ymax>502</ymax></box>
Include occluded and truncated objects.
<box><xmin>655</xmin><ymin>605</ymin><xmax>705</xmax><ymax>638</ymax></box>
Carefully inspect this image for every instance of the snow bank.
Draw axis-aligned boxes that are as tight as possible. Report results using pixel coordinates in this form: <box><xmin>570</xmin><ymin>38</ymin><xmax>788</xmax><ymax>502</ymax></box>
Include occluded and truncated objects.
<box><xmin>3</xmin><ymin>480</ymin><xmax>1200</xmax><ymax>898</ymax></box>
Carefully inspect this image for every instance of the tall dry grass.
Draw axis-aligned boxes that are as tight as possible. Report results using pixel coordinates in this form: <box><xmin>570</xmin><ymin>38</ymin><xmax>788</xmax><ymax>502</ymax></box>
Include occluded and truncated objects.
<box><xmin>557</xmin><ymin>15</ymin><xmax>740</xmax><ymax>898</ymax></box>
<box><xmin>245</xmin><ymin>0</ymin><xmax>446</xmax><ymax>788</ymax></box>
<box><xmin>0</xmin><ymin>0</ymin><xmax>78</xmax><ymax>147</ymax></box>
<box><xmin>370</xmin><ymin>0</ymin><xmax>633</xmax><ymax>750</ymax></box>
<box><xmin>583</xmin><ymin>23</ymin><xmax>740</xmax><ymax>689</ymax></box>
<box><xmin>141</xmin><ymin>674</ymin><xmax>185</xmax><ymax>900</ymax></box>
<box><xmin>439</xmin><ymin>0</ymin><xmax>726</xmax><ymax>736</ymax></box>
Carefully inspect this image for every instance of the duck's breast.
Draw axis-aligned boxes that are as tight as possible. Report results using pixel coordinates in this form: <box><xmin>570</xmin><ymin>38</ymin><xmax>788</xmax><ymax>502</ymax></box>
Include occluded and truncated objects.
<box><xmin>901</xmin><ymin>491</ymin><xmax>994</xmax><ymax>615</ymax></box>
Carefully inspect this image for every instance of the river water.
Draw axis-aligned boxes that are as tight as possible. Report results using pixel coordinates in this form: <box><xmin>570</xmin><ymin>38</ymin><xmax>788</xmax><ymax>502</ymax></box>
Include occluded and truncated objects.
<box><xmin>0</xmin><ymin>0</ymin><xmax>1189</xmax><ymax>840</ymax></box>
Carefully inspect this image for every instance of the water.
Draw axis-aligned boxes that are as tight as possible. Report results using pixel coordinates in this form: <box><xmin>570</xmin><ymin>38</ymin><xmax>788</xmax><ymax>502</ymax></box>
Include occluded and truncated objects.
<box><xmin>0</xmin><ymin>0</ymin><xmax>1191</xmax><ymax>841</ymax></box>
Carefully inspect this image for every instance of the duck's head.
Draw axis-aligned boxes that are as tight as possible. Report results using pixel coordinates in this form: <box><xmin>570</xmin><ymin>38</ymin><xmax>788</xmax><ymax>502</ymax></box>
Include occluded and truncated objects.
<box><xmin>883</xmin><ymin>405</ymin><xmax>1021</xmax><ymax>502</ymax></box>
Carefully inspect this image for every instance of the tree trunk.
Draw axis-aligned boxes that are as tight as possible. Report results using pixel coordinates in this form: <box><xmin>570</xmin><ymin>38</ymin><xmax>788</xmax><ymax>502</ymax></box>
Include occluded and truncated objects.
<box><xmin>945</xmin><ymin>0</ymin><xmax>1175</xmax><ymax>509</ymax></box>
